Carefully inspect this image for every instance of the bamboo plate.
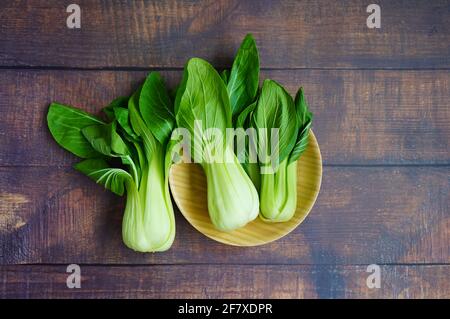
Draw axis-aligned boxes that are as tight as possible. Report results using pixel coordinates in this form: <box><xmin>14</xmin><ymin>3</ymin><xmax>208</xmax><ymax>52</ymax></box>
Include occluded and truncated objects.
<box><xmin>169</xmin><ymin>130</ymin><xmax>322</xmax><ymax>246</ymax></box>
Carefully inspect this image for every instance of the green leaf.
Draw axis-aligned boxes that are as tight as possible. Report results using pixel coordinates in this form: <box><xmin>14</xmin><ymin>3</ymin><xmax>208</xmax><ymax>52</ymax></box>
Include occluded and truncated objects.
<box><xmin>176</xmin><ymin>58</ymin><xmax>232</xmax><ymax>160</ymax></box>
<box><xmin>81</xmin><ymin>123</ymin><xmax>112</xmax><ymax>156</ymax></box>
<box><xmin>129</xmin><ymin>87</ymin><xmax>158</xmax><ymax>157</ymax></box>
<box><xmin>82</xmin><ymin>122</ymin><xmax>131</xmax><ymax>157</ymax></box>
<box><xmin>288</xmin><ymin>119</ymin><xmax>312</xmax><ymax>164</ymax></box>
<box><xmin>139</xmin><ymin>72</ymin><xmax>175</xmax><ymax>144</ymax></box>
<box><xmin>220</xmin><ymin>69</ymin><xmax>230</xmax><ymax>84</ymax></box>
<box><xmin>47</xmin><ymin>102</ymin><xmax>105</xmax><ymax>158</ymax></box>
<box><xmin>110</xmin><ymin>121</ymin><xmax>140</xmax><ymax>184</ymax></box>
<box><xmin>288</xmin><ymin>87</ymin><xmax>313</xmax><ymax>164</ymax></box>
<box><xmin>253</xmin><ymin>79</ymin><xmax>298</xmax><ymax>167</ymax></box>
<box><xmin>103</xmin><ymin>96</ymin><xmax>129</xmax><ymax>120</ymax></box>
<box><xmin>236</xmin><ymin>100</ymin><xmax>257</xmax><ymax>129</ymax></box>
<box><xmin>294</xmin><ymin>87</ymin><xmax>313</xmax><ymax>127</ymax></box>
<box><xmin>79</xmin><ymin>117</ymin><xmax>140</xmax><ymax>181</ymax></box>
<box><xmin>110</xmin><ymin>122</ymin><xmax>131</xmax><ymax>156</ymax></box>
<box><xmin>109</xmin><ymin>105</ymin><xmax>144</xmax><ymax>175</ymax></box>
<box><xmin>74</xmin><ymin>158</ymin><xmax>132</xmax><ymax>196</ymax></box>
<box><xmin>123</xmin><ymin>133</ymin><xmax>145</xmax><ymax>173</ymax></box>
<box><xmin>176</xmin><ymin>58</ymin><xmax>232</xmax><ymax>131</ymax></box>
<box><xmin>164</xmin><ymin>138</ymin><xmax>179</xmax><ymax>181</ymax></box>
<box><xmin>113</xmin><ymin>106</ymin><xmax>138</xmax><ymax>139</ymax></box>
<box><xmin>227</xmin><ymin>34</ymin><xmax>260</xmax><ymax>117</ymax></box>
<box><xmin>235</xmin><ymin>100</ymin><xmax>258</xmax><ymax>181</ymax></box>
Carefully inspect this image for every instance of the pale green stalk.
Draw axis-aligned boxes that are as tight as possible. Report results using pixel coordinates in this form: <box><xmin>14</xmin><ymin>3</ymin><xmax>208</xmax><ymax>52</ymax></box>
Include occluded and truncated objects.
<box><xmin>259</xmin><ymin>159</ymin><xmax>297</xmax><ymax>222</ymax></box>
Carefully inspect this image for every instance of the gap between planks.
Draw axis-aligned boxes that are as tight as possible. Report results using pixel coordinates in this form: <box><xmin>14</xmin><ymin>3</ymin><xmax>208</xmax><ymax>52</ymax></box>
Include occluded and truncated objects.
<box><xmin>1</xmin><ymin>66</ymin><xmax>450</xmax><ymax>72</ymax></box>
<box><xmin>7</xmin><ymin>263</ymin><xmax>450</xmax><ymax>267</ymax></box>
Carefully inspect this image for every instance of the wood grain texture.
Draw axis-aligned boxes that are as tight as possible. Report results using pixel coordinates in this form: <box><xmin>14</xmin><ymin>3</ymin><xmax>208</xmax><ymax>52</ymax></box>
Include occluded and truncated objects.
<box><xmin>0</xmin><ymin>69</ymin><xmax>448</xmax><ymax>167</ymax></box>
<box><xmin>1</xmin><ymin>166</ymin><xmax>448</xmax><ymax>264</ymax></box>
<box><xmin>0</xmin><ymin>0</ymin><xmax>449</xmax><ymax>298</ymax></box>
<box><xmin>0</xmin><ymin>0</ymin><xmax>449</xmax><ymax>68</ymax></box>
<box><xmin>169</xmin><ymin>132</ymin><xmax>322</xmax><ymax>246</ymax></box>
<box><xmin>1</xmin><ymin>264</ymin><xmax>449</xmax><ymax>298</ymax></box>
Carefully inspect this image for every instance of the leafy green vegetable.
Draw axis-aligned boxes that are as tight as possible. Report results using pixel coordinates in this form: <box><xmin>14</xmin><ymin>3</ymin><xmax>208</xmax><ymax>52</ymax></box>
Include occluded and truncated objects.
<box><xmin>175</xmin><ymin>58</ymin><xmax>232</xmax><ymax>162</ymax></box>
<box><xmin>234</xmin><ymin>100</ymin><xmax>260</xmax><ymax>190</ymax></box>
<box><xmin>47</xmin><ymin>71</ymin><xmax>176</xmax><ymax>253</ymax></box>
<box><xmin>47</xmin><ymin>103</ymin><xmax>105</xmax><ymax>158</ymax></box>
<box><xmin>81</xmin><ymin>123</ymin><xmax>115</xmax><ymax>157</ymax></box>
<box><xmin>228</xmin><ymin>37</ymin><xmax>313</xmax><ymax>223</ymax></box>
<box><xmin>236</xmin><ymin>100</ymin><xmax>257</xmax><ymax>129</ymax></box>
<box><xmin>176</xmin><ymin>58</ymin><xmax>259</xmax><ymax>231</ymax></box>
<box><xmin>103</xmin><ymin>96</ymin><xmax>129</xmax><ymax>120</ymax></box>
<box><xmin>227</xmin><ymin>34</ymin><xmax>260</xmax><ymax>117</ymax></box>
<box><xmin>288</xmin><ymin>87</ymin><xmax>313</xmax><ymax>164</ymax></box>
<box><xmin>81</xmin><ymin>121</ymin><xmax>139</xmax><ymax>182</ymax></box>
<box><xmin>126</xmin><ymin>74</ymin><xmax>176</xmax><ymax>252</ymax></box>
<box><xmin>139</xmin><ymin>72</ymin><xmax>175</xmax><ymax>144</ymax></box>
<box><xmin>74</xmin><ymin>158</ymin><xmax>132</xmax><ymax>196</ymax></box>
<box><xmin>247</xmin><ymin>82</ymin><xmax>313</xmax><ymax>222</ymax></box>
<box><xmin>113</xmin><ymin>106</ymin><xmax>138</xmax><ymax>139</ymax></box>
<box><xmin>220</xmin><ymin>69</ymin><xmax>230</xmax><ymax>84</ymax></box>
<box><xmin>47</xmin><ymin>34</ymin><xmax>315</xmax><ymax>250</ymax></box>
<box><xmin>253</xmin><ymin>79</ymin><xmax>298</xmax><ymax>169</ymax></box>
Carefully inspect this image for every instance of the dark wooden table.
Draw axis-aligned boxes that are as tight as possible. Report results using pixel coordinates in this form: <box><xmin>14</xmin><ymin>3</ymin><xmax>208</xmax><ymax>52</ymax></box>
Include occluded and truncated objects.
<box><xmin>0</xmin><ymin>0</ymin><xmax>449</xmax><ymax>298</ymax></box>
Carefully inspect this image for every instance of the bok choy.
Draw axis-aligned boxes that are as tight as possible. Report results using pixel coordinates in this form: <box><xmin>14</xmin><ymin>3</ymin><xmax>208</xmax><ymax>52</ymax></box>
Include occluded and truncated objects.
<box><xmin>229</xmin><ymin>35</ymin><xmax>314</xmax><ymax>222</ymax></box>
<box><xmin>47</xmin><ymin>72</ymin><xmax>175</xmax><ymax>252</ymax></box>
<box><xmin>175</xmin><ymin>58</ymin><xmax>259</xmax><ymax>231</ymax></box>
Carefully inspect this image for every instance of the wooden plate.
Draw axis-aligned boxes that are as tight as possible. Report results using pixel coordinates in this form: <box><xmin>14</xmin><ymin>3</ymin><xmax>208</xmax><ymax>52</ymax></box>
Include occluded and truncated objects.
<box><xmin>169</xmin><ymin>130</ymin><xmax>322</xmax><ymax>246</ymax></box>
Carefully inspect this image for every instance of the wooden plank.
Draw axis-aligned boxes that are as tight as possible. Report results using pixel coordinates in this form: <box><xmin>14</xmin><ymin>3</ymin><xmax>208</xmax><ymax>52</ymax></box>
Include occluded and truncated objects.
<box><xmin>1</xmin><ymin>264</ymin><xmax>449</xmax><ymax>298</ymax></box>
<box><xmin>1</xmin><ymin>166</ymin><xmax>448</xmax><ymax>264</ymax></box>
<box><xmin>0</xmin><ymin>0</ymin><xmax>449</xmax><ymax>68</ymax></box>
<box><xmin>0</xmin><ymin>69</ymin><xmax>448</xmax><ymax>166</ymax></box>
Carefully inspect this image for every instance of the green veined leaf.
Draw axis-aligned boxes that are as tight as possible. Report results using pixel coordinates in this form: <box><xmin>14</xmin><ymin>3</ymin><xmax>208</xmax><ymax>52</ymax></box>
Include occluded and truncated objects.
<box><xmin>74</xmin><ymin>158</ymin><xmax>133</xmax><ymax>196</ymax></box>
<box><xmin>109</xmin><ymin>104</ymin><xmax>145</xmax><ymax>174</ymax></box>
<box><xmin>227</xmin><ymin>34</ymin><xmax>260</xmax><ymax>117</ymax></box>
<box><xmin>129</xmin><ymin>87</ymin><xmax>158</xmax><ymax>158</ymax></box>
<box><xmin>47</xmin><ymin>102</ymin><xmax>106</xmax><ymax>158</ymax></box>
<box><xmin>110</xmin><ymin>122</ymin><xmax>131</xmax><ymax>156</ymax></box>
<box><xmin>236</xmin><ymin>100</ymin><xmax>257</xmax><ymax>129</ymax></box>
<box><xmin>139</xmin><ymin>72</ymin><xmax>175</xmax><ymax>145</ymax></box>
<box><xmin>176</xmin><ymin>58</ymin><xmax>232</xmax><ymax>132</ymax></box>
<box><xmin>164</xmin><ymin>137</ymin><xmax>181</xmax><ymax>183</ymax></box>
<box><xmin>81</xmin><ymin>121</ymin><xmax>132</xmax><ymax>160</ymax></box>
<box><xmin>294</xmin><ymin>87</ymin><xmax>313</xmax><ymax>128</ymax></box>
<box><xmin>288</xmin><ymin>119</ymin><xmax>312</xmax><ymax>164</ymax></box>
<box><xmin>103</xmin><ymin>96</ymin><xmax>129</xmax><ymax>120</ymax></box>
<box><xmin>112</xmin><ymin>106</ymin><xmax>138</xmax><ymax>139</ymax></box>
<box><xmin>288</xmin><ymin>87</ymin><xmax>313</xmax><ymax>164</ymax></box>
<box><xmin>220</xmin><ymin>69</ymin><xmax>230</xmax><ymax>84</ymax></box>
<box><xmin>235</xmin><ymin>100</ymin><xmax>258</xmax><ymax>175</ymax></box>
<box><xmin>175</xmin><ymin>58</ymin><xmax>232</xmax><ymax>161</ymax></box>
<box><xmin>122</xmin><ymin>132</ymin><xmax>145</xmax><ymax>172</ymax></box>
<box><xmin>81</xmin><ymin>123</ymin><xmax>113</xmax><ymax>156</ymax></box>
<box><xmin>111</xmin><ymin>121</ymin><xmax>140</xmax><ymax>184</ymax></box>
<box><xmin>81</xmin><ymin>120</ymin><xmax>142</xmax><ymax>184</ymax></box>
<box><xmin>253</xmin><ymin>79</ymin><xmax>298</xmax><ymax>167</ymax></box>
